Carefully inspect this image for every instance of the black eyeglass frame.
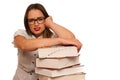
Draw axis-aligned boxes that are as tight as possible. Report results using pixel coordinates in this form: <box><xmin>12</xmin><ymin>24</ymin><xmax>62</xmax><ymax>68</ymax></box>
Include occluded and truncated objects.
<box><xmin>27</xmin><ymin>17</ymin><xmax>45</xmax><ymax>25</ymax></box>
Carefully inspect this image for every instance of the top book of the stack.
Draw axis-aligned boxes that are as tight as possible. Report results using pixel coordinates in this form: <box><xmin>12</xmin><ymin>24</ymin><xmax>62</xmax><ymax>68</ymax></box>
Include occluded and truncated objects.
<box><xmin>37</xmin><ymin>46</ymin><xmax>79</xmax><ymax>58</ymax></box>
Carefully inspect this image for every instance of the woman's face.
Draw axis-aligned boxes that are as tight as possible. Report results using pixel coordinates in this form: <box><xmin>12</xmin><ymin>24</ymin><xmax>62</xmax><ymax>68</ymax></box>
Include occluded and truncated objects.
<box><xmin>27</xmin><ymin>9</ymin><xmax>45</xmax><ymax>37</ymax></box>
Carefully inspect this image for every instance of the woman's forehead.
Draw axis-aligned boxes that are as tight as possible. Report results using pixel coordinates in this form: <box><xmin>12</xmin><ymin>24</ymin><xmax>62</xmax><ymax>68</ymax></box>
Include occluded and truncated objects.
<box><xmin>28</xmin><ymin>9</ymin><xmax>44</xmax><ymax>18</ymax></box>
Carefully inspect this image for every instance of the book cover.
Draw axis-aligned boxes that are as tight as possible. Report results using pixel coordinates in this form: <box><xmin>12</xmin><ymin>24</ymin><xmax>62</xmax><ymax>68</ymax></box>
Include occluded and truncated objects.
<box><xmin>36</xmin><ymin>56</ymin><xmax>80</xmax><ymax>69</ymax></box>
<box><xmin>35</xmin><ymin>65</ymin><xmax>84</xmax><ymax>77</ymax></box>
<box><xmin>39</xmin><ymin>73</ymin><xmax>86</xmax><ymax>80</ymax></box>
<box><xmin>37</xmin><ymin>46</ymin><xmax>79</xmax><ymax>58</ymax></box>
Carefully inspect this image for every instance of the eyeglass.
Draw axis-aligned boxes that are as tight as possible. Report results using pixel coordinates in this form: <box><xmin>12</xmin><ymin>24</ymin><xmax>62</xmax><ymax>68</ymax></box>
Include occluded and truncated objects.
<box><xmin>28</xmin><ymin>17</ymin><xmax>45</xmax><ymax>25</ymax></box>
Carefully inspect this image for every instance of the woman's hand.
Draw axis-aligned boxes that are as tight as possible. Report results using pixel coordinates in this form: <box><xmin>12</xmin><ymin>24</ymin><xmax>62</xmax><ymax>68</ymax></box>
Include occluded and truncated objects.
<box><xmin>44</xmin><ymin>16</ymin><xmax>53</xmax><ymax>28</ymax></box>
<box><xmin>60</xmin><ymin>38</ymin><xmax>82</xmax><ymax>52</ymax></box>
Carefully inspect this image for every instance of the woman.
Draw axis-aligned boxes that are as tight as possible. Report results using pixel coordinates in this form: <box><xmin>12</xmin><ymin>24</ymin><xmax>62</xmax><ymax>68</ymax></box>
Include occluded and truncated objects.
<box><xmin>13</xmin><ymin>3</ymin><xmax>82</xmax><ymax>80</ymax></box>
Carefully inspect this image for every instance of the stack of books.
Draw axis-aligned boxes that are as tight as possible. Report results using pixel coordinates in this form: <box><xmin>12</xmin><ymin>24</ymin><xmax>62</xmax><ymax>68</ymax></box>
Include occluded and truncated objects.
<box><xmin>35</xmin><ymin>46</ymin><xmax>85</xmax><ymax>80</ymax></box>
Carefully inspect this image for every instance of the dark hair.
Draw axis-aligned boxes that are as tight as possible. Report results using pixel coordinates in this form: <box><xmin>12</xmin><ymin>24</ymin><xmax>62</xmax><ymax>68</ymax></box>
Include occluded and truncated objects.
<box><xmin>24</xmin><ymin>3</ymin><xmax>53</xmax><ymax>38</ymax></box>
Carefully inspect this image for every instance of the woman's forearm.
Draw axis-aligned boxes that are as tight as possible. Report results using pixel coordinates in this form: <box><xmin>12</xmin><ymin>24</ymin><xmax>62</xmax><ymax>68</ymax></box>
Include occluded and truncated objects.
<box><xmin>45</xmin><ymin>16</ymin><xmax>75</xmax><ymax>39</ymax></box>
<box><xmin>15</xmin><ymin>38</ymin><xmax>61</xmax><ymax>51</ymax></box>
<box><xmin>14</xmin><ymin>36</ymin><xmax>82</xmax><ymax>52</ymax></box>
<box><xmin>49</xmin><ymin>22</ymin><xmax>75</xmax><ymax>39</ymax></box>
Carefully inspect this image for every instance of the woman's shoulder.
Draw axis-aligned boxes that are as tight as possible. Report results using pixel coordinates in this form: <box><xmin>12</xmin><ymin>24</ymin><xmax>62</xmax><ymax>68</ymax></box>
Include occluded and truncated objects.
<box><xmin>15</xmin><ymin>29</ymin><xmax>26</xmax><ymax>33</ymax></box>
<box><xmin>14</xmin><ymin>29</ymin><xmax>28</xmax><ymax>37</ymax></box>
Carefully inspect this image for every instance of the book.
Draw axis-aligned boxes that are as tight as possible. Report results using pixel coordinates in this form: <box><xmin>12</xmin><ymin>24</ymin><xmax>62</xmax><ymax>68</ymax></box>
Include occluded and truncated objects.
<box><xmin>36</xmin><ymin>56</ymin><xmax>80</xmax><ymax>69</ymax></box>
<box><xmin>38</xmin><ymin>73</ymin><xmax>86</xmax><ymax>80</ymax></box>
<box><xmin>35</xmin><ymin>65</ymin><xmax>84</xmax><ymax>77</ymax></box>
<box><xmin>37</xmin><ymin>46</ymin><xmax>79</xmax><ymax>58</ymax></box>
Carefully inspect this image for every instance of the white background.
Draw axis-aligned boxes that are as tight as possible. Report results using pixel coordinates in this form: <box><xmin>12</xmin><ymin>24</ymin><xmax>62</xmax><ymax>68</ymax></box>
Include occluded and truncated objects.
<box><xmin>0</xmin><ymin>0</ymin><xmax>120</xmax><ymax>80</ymax></box>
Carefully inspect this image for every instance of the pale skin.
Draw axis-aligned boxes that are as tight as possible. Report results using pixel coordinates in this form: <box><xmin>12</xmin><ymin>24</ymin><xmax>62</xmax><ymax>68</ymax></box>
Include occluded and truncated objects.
<box><xmin>14</xmin><ymin>9</ymin><xmax>82</xmax><ymax>51</ymax></box>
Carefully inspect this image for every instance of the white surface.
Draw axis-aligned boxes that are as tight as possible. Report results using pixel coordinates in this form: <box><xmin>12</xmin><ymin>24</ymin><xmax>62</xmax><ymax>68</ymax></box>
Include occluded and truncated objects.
<box><xmin>0</xmin><ymin>0</ymin><xmax>120</xmax><ymax>80</ymax></box>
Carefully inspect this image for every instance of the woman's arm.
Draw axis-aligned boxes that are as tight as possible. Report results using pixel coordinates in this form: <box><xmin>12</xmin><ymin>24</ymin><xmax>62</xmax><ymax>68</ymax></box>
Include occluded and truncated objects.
<box><xmin>14</xmin><ymin>35</ymin><xmax>82</xmax><ymax>51</ymax></box>
<box><xmin>14</xmin><ymin>36</ymin><xmax>60</xmax><ymax>51</ymax></box>
<box><xmin>44</xmin><ymin>16</ymin><xmax>82</xmax><ymax>51</ymax></box>
<box><xmin>45</xmin><ymin>16</ymin><xmax>75</xmax><ymax>39</ymax></box>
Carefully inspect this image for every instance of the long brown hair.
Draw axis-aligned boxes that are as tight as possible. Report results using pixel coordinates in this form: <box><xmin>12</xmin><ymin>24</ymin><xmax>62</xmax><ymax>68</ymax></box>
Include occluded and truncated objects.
<box><xmin>24</xmin><ymin>3</ymin><xmax>53</xmax><ymax>38</ymax></box>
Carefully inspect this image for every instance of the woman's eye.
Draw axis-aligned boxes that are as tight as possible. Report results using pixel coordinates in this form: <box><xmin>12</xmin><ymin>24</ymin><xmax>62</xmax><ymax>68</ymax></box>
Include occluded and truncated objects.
<box><xmin>28</xmin><ymin>19</ymin><xmax>34</xmax><ymax>22</ymax></box>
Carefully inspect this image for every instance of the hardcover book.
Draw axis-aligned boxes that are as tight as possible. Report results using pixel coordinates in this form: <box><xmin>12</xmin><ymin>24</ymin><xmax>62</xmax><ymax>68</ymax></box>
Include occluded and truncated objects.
<box><xmin>38</xmin><ymin>73</ymin><xmax>85</xmax><ymax>80</ymax></box>
<box><xmin>35</xmin><ymin>65</ymin><xmax>84</xmax><ymax>77</ymax></box>
<box><xmin>37</xmin><ymin>46</ymin><xmax>79</xmax><ymax>58</ymax></box>
<box><xmin>36</xmin><ymin>56</ymin><xmax>80</xmax><ymax>69</ymax></box>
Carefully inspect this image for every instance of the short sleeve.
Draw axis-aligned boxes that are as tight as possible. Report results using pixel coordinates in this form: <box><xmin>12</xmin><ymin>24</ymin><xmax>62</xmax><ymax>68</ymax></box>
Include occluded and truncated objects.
<box><xmin>13</xmin><ymin>29</ymin><xmax>27</xmax><ymax>48</ymax></box>
<box><xmin>14</xmin><ymin>29</ymin><xmax>27</xmax><ymax>38</ymax></box>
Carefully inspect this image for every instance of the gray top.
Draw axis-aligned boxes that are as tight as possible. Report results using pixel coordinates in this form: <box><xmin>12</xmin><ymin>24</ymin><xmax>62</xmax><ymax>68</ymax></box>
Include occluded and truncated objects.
<box><xmin>14</xmin><ymin>29</ymin><xmax>56</xmax><ymax>71</ymax></box>
<box><xmin>13</xmin><ymin>29</ymin><xmax>56</xmax><ymax>80</ymax></box>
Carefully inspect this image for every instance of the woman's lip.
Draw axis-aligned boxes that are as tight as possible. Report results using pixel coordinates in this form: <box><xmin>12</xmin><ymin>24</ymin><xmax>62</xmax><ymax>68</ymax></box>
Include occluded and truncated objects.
<box><xmin>34</xmin><ymin>27</ymin><xmax>41</xmax><ymax>31</ymax></box>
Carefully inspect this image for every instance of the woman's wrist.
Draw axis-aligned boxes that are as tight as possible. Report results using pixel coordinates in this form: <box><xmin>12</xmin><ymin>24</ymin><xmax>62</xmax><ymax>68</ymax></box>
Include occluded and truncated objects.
<box><xmin>46</xmin><ymin>22</ymin><xmax>55</xmax><ymax>29</ymax></box>
<box><xmin>56</xmin><ymin>38</ymin><xmax>62</xmax><ymax>44</ymax></box>
<box><xmin>45</xmin><ymin>16</ymin><xmax>54</xmax><ymax>28</ymax></box>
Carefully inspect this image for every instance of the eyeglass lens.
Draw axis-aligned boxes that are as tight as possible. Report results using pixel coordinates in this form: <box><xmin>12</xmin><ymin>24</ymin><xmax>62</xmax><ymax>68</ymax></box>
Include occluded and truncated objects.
<box><xmin>28</xmin><ymin>17</ymin><xmax>45</xmax><ymax>24</ymax></box>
